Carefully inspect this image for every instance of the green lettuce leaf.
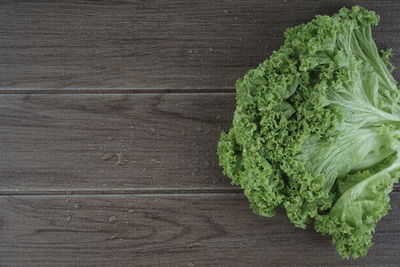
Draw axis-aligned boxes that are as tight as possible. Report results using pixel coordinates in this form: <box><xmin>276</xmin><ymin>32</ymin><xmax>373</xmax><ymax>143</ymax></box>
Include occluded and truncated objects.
<box><xmin>217</xmin><ymin>5</ymin><xmax>400</xmax><ymax>258</ymax></box>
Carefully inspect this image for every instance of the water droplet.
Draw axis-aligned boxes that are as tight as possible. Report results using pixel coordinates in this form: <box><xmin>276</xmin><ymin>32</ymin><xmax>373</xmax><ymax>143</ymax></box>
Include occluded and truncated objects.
<box><xmin>108</xmin><ymin>215</ymin><xmax>117</xmax><ymax>223</ymax></box>
<box><xmin>149</xmin><ymin>214</ymin><xmax>160</xmax><ymax>219</ymax></box>
<box><xmin>186</xmin><ymin>242</ymin><xmax>201</xmax><ymax>248</ymax></box>
<box><xmin>151</xmin><ymin>158</ymin><xmax>161</xmax><ymax>164</ymax></box>
<box><xmin>116</xmin><ymin>152</ymin><xmax>128</xmax><ymax>165</ymax></box>
<box><xmin>192</xmin><ymin>168</ymin><xmax>200</xmax><ymax>175</ymax></box>
<box><xmin>102</xmin><ymin>152</ymin><xmax>115</xmax><ymax>161</ymax></box>
<box><xmin>110</xmin><ymin>235</ymin><xmax>118</xmax><ymax>240</ymax></box>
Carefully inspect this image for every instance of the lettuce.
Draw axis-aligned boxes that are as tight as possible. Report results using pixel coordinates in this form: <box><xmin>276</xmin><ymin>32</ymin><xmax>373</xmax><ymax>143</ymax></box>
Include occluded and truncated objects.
<box><xmin>217</xmin><ymin>6</ymin><xmax>400</xmax><ymax>258</ymax></box>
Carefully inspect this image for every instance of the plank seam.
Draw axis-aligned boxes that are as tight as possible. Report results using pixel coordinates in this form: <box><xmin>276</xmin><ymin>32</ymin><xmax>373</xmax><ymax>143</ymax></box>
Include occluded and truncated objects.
<box><xmin>0</xmin><ymin>187</ymin><xmax>244</xmax><ymax>196</ymax></box>
<box><xmin>0</xmin><ymin>88</ymin><xmax>236</xmax><ymax>94</ymax></box>
<box><xmin>1</xmin><ymin>186</ymin><xmax>399</xmax><ymax>196</ymax></box>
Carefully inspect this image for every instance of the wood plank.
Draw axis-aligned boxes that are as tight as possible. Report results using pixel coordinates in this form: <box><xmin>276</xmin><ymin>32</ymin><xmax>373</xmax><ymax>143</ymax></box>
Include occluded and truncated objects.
<box><xmin>1</xmin><ymin>0</ymin><xmax>399</xmax><ymax>90</ymax></box>
<box><xmin>1</xmin><ymin>193</ymin><xmax>400</xmax><ymax>266</ymax></box>
<box><xmin>1</xmin><ymin>93</ymin><xmax>400</xmax><ymax>193</ymax></box>
<box><xmin>0</xmin><ymin>93</ymin><xmax>237</xmax><ymax>192</ymax></box>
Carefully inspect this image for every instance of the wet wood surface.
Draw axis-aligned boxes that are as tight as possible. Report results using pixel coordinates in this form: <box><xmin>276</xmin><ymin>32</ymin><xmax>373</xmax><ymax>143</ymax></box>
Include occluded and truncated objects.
<box><xmin>1</xmin><ymin>0</ymin><xmax>400</xmax><ymax>266</ymax></box>
<box><xmin>1</xmin><ymin>0</ymin><xmax>399</xmax><ymax>90</ymax></box>
<box><xmin>0</xmin><ymin>93</ymin><xmax>236</xmax><ymax>192</ymax></box>
<box><xmin>1</xmin><ymin>194</ymin><xmax>400</xmax><ymax>266</ymax></box>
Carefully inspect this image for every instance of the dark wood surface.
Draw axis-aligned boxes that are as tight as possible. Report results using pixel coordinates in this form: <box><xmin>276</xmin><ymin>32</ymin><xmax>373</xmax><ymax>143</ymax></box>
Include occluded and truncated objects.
<box><xmin>0</xmin><ymin>93</ymin><xmax>236</xmax><ymax>192</ymax></box>
<box><xmin>1</xmin><ymin>1</ymin><xmax>400</xmax><ymax>266</ymax></box>
<box><xmin>2</xmin><ymin>194</ymin><xmax>400</xmax><ymax>266</ymax></box>
<box><xmin>1</xmin><ymin>0</ymin><xmax>400</xmax><ymax>90</ymax></box>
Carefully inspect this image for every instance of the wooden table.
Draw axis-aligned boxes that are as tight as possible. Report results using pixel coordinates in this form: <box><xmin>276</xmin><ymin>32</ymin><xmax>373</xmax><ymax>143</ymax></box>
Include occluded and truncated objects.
<box><xmin>1</xmin><ymin>1</ymin><xmax>400</xmax><ymax>266</ymax></box>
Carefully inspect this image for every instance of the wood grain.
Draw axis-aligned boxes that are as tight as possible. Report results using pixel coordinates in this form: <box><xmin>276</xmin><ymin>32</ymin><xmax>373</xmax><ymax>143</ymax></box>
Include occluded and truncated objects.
<box><xmin>0</xmin><ymin>93</ymin><xmax>237</xmax><ymax>192</ymax></box>
<box><xmin>0</xmin><ymin>0</ymin><xmax>399</xmax><ymax>90</ymax></box>
<box><xmin>2</xmin><ymin>1</ymin><xmax>400</xmax><ymax>265</ymax></box>
<box><xmin>1</xmin><ymin>193</ymin><xmax>400</xmax><ymax>266</ymax></box>
<box><xmin>1</xmin><ymin>92</ymin><xmax>400</xmax><ymax>193</ymax></box>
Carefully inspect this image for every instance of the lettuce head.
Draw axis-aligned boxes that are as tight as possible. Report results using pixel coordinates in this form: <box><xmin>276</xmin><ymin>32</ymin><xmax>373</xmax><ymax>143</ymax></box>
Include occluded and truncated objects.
<box><xmin>217</xmin><ymin>6</ymin><xmax>400</xmax><ymax>258</ymax></box>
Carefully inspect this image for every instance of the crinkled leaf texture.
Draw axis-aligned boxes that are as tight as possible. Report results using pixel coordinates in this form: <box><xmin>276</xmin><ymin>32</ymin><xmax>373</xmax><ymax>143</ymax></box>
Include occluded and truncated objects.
<box><xmin>217</xmin><ymin>5</ymin><xmax>400</xmax><ymax>259</ymax></box>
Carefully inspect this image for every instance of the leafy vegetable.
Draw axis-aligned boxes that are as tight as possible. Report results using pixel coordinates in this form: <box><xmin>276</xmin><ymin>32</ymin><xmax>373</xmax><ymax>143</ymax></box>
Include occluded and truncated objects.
<box><xmin>217</xmin><ymin>6</ymin><xmax>400</xmax><ymax>258</ymax></box>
